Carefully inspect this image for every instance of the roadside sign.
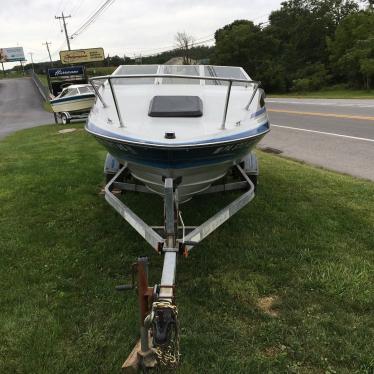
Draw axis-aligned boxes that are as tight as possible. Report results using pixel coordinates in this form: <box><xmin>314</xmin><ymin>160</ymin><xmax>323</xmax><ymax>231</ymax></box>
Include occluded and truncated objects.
<box><xmin>0</xmin><ymin>47</ymin><xmax>26</xmax><ymax>62</ymax></box>
<box><xmin>47</xmin><ymin>65</ymin><xmax>87</xmax><ymax>96</ymax></box>
<box><xmin>59</xmin><ymin>48</ymin><xmax>105</xmax><ymax>64</ymax></box>
<box><xmin>47</xmin><ymin>66</ymin><xmax>85</xmax><ymax>78</ymax></box>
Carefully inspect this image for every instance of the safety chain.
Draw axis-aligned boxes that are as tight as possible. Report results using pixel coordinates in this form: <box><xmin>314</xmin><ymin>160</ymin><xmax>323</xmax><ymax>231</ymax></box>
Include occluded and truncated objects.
<box><xmin>151</xmin><ymin>301</ymin><xmax>180</xmax><ymax>369</ymax></box>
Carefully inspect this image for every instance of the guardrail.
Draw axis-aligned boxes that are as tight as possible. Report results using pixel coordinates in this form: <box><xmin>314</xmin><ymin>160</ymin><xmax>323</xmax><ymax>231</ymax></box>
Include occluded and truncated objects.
<box><xmin>30</xmin><ymin>71</ymin><xmax>50</xmax><ymax>101</ymax></box>
<box><xmin>89</xmin><ymin>74</ymin><xmax>261</xmax><ymax>130</ymax></box>
<box><xmin>30</xmin><ymin>71</ymin><xmax>58</xmax><ymax>124</ymax></box>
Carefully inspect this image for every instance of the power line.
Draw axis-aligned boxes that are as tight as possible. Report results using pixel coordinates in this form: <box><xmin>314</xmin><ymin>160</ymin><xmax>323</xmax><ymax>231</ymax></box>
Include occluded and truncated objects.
<box><xmin>71</xmin><ymin>0</ymin><xmax>116</xmax><ymax>39</ymax></box>
<box><xmin>55</xmin><ymin>12</ymin><xmax>72</xmax><ymax>50</ymax></box>
<box><xmin>141</xmin><ymin>37</ymin><xmax>215</xmax><ymax>58</ymax></box>
<box><xmin>138</xmin><ymin>34</ymin><xmax>215</xmax><ymax>56</ymax></box>
<box><xmin>70</xmin><ymin>0</ymin><xmax>117</xmax><ymax>40</ymax></box>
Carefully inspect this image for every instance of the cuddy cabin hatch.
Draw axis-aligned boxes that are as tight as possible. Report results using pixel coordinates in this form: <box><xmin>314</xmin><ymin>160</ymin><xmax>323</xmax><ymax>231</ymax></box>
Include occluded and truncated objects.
<box><xmin>148</xmin><ymin>96</ymin><xmax>203</xmax><ymax>117</ymax></box>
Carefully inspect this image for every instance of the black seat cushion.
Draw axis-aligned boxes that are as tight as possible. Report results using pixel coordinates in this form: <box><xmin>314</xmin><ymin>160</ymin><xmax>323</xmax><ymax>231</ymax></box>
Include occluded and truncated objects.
<box><xmin>148</xmin><ymin>96</ymin><xmax>203</xmax><ymax>117</ymax></box>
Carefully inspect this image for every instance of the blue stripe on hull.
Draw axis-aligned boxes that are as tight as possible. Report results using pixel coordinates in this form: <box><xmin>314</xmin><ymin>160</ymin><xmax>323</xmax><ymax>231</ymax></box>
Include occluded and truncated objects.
<box><xmin>87</xmin><ymin>120</ymin><xmax>269</xmax><ymax>146</ymax></box>
<box><xmin>50</xmin><ymin>93</ymin><xmax>95</xmax><ymax>104</ymax></box>
<box><xmin>95</xmin><ymin>130</ymin><xmax>267</xmax><ymax>169</ymax></box>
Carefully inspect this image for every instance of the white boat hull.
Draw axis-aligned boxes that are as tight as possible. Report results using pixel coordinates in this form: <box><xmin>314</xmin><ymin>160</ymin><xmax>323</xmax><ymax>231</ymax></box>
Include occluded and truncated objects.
<box><xmin>92</xmin><ymin>126</ymin><xmax>267</xmax><ymax>201</ymax></box>
<box><xmin>50</xmin><ymin>96</ymin><xmax>95</xmax><ymax>113</ymax></box>
<box><xmin>86</xmin><ymin>64</ymin><xmax>270</xmax><ymax>201</ymax></box>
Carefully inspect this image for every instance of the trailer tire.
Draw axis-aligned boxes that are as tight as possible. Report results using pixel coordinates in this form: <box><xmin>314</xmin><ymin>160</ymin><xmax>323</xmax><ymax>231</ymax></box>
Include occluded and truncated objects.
<box><xmin>61</xmin><ymin>113</ymin><xmax>70</xmax><ymax>125</ymax></box>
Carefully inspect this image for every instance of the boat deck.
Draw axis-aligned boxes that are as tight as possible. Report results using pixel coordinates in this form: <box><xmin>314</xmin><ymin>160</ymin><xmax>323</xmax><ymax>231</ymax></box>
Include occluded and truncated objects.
<box><xmin>90</xmin><ymin>84</ymin><xmax>266</xmax><ymax>144</ymax></box>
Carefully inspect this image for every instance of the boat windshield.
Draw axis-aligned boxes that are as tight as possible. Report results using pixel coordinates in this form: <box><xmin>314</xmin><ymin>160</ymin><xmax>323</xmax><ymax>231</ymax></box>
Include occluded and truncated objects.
<box><xmin>113</xmin><ymin>65</ymin><xmax>159</xmax><ymax>85</ymax></box>
<box><xmin>204</xmin><ymin>66</ymin><xmax>248</xmax><ymax>86</ymax></box>
<box><xmin>162</xmin><ymin>65</ymin><xmax>200</xmax><ymax>85</ymax></box>
<box><xmin>58</xmin><ymin>87</ymin><xmax>78</xmax><ymax>98</ymax></box>
<box><xmin>78</xmin><ymin>86</ymin><xmax>93</xmax><ymax>94</ymax></box>
<box><xmin>111</xmin><ymin>65</ymin><xmax>250</xmax><ymax>86</ymax></box>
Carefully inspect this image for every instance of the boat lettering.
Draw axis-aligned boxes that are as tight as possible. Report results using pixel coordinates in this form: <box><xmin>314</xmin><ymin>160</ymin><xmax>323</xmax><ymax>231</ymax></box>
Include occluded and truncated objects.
<box><xmin>213</xmin><ymin>143</ymin><xmax>245</xmax><ymax>154</ymax></box>
<box><xmin>101</xmin><ymin>139</ymin><xmax>137</xmax><ymax>154</ymax></box>
<box><xmin>115</xmin><ymin>143</ymin><xmax>136</xmax><ymax>153</ymax></box>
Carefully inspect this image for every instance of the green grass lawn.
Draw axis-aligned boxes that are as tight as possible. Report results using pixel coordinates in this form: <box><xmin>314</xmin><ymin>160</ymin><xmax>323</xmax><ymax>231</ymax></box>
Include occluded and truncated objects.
<box><xmin>0</xmin><ymin>124</ymin><xmax>373</xmax><ymax>373</ymax></box>
<box><xmin>37</xmin><ymin>73</ymin><xmax>49</xmax><ymax>88</ymax></box>
<box><xmin>0</xmin><ymin>71</ymin><xmax>26</xmax><ymax>79</ymax></box>
<box><xmin>268</xmin><ymin>89</ymin><xmax>374</xmax><ymax>100</ymax></box>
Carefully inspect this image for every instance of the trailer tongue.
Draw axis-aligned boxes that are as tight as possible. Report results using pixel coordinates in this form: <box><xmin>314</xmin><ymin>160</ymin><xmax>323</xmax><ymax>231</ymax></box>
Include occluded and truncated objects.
<box><xmin>103</xmin><ymin>153</ymin><xmax>258</xmax><ymax>371</ymax></box>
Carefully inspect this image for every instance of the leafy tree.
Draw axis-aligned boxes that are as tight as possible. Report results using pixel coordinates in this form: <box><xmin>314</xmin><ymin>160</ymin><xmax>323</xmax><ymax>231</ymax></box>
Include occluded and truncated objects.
<box><xmin>213</xmin><ymin>20</ymin><xmax>287</xmax><ymax>91</ymax></box>
<box><xmin>328</xmin><ymin>10</ymin><xmax>374</xmax><ymax>88</ymax></box>
<box><xmin>267</xmin><ymin>0</ymin><xmax>358</xmax><ymax>87</ymax></box>
<box><xmin>214</xmin><ymin>20</ymin><xmax>261</xmax><ymax>72</ymax></box>
<box><xmin>212</xmin><ymin>0</ymin><xmax>359</xmax><ymax>92</ymax></box>
<box><xmin>360</xmin><ymin>58</ymin><xmax>374</xmax><ymax>88</ymax></box>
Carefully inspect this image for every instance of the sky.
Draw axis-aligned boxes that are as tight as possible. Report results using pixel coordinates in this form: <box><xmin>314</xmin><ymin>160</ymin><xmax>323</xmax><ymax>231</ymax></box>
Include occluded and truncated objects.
<box><xmin>1</xmin><ymin>0</ymin><xmax>283</xmax><ymax>67</ymax></box>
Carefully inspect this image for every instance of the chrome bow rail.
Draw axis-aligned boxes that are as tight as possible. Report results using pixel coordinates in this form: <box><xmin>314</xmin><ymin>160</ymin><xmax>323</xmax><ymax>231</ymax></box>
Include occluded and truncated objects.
<box><xmin>89</xmin><ymin>74</ymin><xmax>261</xmax><ymax>130</ymax></box>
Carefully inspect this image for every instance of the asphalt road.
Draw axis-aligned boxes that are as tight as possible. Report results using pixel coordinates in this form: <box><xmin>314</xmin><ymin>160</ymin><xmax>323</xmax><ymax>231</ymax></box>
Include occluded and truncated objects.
<box><xmin>260</xmin><ymin>98</ymin><xmax>374</xmax><ymax>181</ymax></box>
<box><xmin>0</xmin><ymin>77</ymin><xmax>54</xmax><ymax>140</ymax></box>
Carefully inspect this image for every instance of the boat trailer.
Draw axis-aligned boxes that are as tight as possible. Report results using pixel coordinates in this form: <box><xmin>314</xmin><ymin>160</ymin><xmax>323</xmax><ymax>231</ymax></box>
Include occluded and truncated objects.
<box><xmin>58</xmin><ymin>111</ymin><xmax>90</xmax><ymax>125</ymax></box>
<box><xmin>103</xmin><ymin>152</ymin><xmax>258</xmax><ymax>371</ymax></box>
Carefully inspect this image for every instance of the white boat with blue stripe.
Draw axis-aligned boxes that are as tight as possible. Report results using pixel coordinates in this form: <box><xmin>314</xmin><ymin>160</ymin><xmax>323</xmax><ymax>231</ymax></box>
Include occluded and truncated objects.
<box><xmin>50</xmin><ymin>84</ymin><xmax>95</xmax><ymax>113</ymax></box>
<box><xmin>86</xmin><ymin>65</ymin><xmax>270</xmax><ymax>201</ymax></box>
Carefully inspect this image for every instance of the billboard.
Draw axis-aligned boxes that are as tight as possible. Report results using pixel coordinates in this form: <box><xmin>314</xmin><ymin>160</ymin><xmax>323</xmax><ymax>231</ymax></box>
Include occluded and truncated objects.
<box><xmin>59</xmin><ymin>48</ymin><xmax>105</xmax><ymax>64</ymax></box>
<box><xmin>0</xmin><ymin>47</ymin><xmax>26</xmax><ymax>62</ymax></box>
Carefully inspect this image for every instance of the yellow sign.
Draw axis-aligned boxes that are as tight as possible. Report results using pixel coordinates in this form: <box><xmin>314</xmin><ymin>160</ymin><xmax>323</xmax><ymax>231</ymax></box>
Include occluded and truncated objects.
<box><xmin>60</xmin><ymin>48</ymin><xmax>105</xmax><ymax>64</ymax></box>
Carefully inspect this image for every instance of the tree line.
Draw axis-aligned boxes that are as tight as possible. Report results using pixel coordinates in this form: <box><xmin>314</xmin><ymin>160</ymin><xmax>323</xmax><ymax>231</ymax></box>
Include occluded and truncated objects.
<box><xmin>212</xmin><ymin>0</ymin><xmax>373</xmax><ymax>92</ymax></box>
<box><xmin>145</xmin><ymin>0</ymin><xmax>373</xmax><ymax>91</ymax></box>
<box><xmin>141</xmin><ymin>0</ymin><xmax>374</xmax><ymax>92</ymax></box>
<box><xmin>13</xmin><ymin>0</ymin><xmax>373</xmax><ymax>92</ymax></box>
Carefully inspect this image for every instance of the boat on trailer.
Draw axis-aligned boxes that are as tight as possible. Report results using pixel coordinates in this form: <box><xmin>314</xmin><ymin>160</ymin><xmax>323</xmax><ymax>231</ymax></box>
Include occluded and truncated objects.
<box><xmin>86</xmin><ymin>65</ymin><xmax>269</xmax><ymax>202</ymax></box>
<box><xmin>50</xmin><ymin>84</ymin><xmax>95</xmax><ymax>114</ymax></box>
<box><xmin>86</xmin><ymin>65</ymin><xmax>270</xmax><ymax>370</ymax></box>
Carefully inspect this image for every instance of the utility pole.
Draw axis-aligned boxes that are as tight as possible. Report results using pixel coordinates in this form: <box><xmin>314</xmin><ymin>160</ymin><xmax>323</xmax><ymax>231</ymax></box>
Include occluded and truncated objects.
<box><xmin>20</xmin><ymin>60</ymin><xmax>25</xmax><ymax>75</ymax></box>
<box><xmin>55</xmin><ymin>12</ymin><xmax>71</xmax><ymax>50</ymax></box>
<box><xmin>28</xmin><ymin>52</ymin><xmax>34</xmax><ymax>72</ymax></box>
<box><xmin>43</xmin><ymin>41</ymin><xmax>53</xmax><ymax>66</ymax></box>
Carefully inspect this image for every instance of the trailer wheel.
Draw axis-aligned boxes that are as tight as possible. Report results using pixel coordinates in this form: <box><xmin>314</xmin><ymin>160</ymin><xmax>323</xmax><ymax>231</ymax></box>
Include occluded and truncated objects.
<box><xmin>61</xmin><ymin>113</ymin><xmax>70</xmax><ymax>125</ymax></box>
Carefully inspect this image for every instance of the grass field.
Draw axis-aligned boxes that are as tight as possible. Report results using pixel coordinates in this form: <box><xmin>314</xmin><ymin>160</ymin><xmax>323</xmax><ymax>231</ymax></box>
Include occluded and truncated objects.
<box><xmin>0</xmin><ymin>71</ymin><xmax>26</xmax><ymax>79</ymax></box>
<box><xmin>268</xmin><ymin>89</ymin><xmax>374</xmax><ymax>99</ymax></box>
<box><xmin>37</xmin><ymin>73</ymin><xmax>49</xmax><ymax>87</ymax></box>
<box><xmin>0</xmin><ymin>123</ymin><xmax>373</xmax><ymax>373</ymax></box>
